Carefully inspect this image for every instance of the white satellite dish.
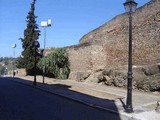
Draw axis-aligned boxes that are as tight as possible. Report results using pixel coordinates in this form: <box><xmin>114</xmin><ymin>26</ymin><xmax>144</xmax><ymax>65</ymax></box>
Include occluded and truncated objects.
<box><xmin>12</xmin><ymin>44</ymin><xmax>16</xmax><ymax>48</ymax></box>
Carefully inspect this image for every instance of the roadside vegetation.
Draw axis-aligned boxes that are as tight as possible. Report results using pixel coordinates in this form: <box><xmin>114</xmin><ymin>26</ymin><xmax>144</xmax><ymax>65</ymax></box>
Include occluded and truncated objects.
<box><xmin>0</xmin><ymin>57</ymin><xmax>16</xmax><ymax>76</ymax></box>
<box><xmin>94</xmin><ymin>65</ymin><xmax>160</xmax><ymax>92</ymax></box>
<box><xmin>17</xmin><ymin>0</ymin><xmax>40</xmax><ymax>75</ymax></box>
<box><xmin>38</xmin><ymin>48</ymin><xmax>70</xmax><ymax>79</ymax></box>
<box><xmin>16</xmin><ymin>0</ymin><xmax>70</xmax><ymax>79</ymax></box>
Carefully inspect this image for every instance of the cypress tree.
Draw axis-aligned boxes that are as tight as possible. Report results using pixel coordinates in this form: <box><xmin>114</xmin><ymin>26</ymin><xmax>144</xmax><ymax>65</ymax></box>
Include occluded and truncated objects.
<box><xmin>19</xmin><ymin>0</ymin><xmax>40</xmax><ymax>75</ymax></box>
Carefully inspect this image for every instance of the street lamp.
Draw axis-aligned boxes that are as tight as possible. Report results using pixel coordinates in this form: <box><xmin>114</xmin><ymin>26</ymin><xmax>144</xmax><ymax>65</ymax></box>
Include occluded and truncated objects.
<box><xmin>40</xmin><ymin>19</ymin><xmax>52</xmax><ymax>83</ymax></box>
<box><xmin>124</xmin><ymin>0</ymin><xmax>138</xmax><ymax>113</ymax></box>
<box><xmin>12</xmin><ymin>44</ymin><xmax>16</xmax><ymax>77</ymax></box>
<box><xmin>32</xmin><ymin>40</ymin><xmax>40</xmax><ymax>85</ymax></box>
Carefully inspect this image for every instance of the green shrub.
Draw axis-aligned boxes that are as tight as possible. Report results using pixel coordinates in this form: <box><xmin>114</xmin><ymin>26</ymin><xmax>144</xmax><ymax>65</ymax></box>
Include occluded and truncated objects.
<box><xmin>136</xmin><ymin>74</ymin><xmax>160</xmax><ymax>92</ymax></box>
<box><xmin>38</xmin><ymin>48</ymin><xmax>70</xmax><ymax>79</ymax></box>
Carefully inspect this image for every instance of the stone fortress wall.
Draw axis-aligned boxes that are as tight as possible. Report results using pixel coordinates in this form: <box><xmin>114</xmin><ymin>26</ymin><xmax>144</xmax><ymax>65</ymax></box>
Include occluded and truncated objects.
<box><xmin>67</xmin><ymin>0</ymin><xmax>160</xmax><ymax>80</ymax></box>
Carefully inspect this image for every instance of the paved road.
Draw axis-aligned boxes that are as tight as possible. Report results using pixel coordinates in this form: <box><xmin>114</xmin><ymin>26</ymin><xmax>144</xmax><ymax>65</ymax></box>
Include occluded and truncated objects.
<box><xmin>0</xmin><ymin>78</ymin><xmax>122</xmax><ymax>120</ymax></box>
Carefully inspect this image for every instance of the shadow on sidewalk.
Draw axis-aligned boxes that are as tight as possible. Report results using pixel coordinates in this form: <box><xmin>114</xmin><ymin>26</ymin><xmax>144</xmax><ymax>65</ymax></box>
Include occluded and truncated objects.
<box><xmin>6</xmin><ymin>77</ymin><xmax>124</xmax><ymax>120</ymax></box>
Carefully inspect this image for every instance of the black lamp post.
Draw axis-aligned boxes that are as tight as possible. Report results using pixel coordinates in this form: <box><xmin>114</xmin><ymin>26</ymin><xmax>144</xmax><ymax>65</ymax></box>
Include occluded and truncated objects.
<box><xmin>32</xmin><ymin>40</ymin><xmax>40</xmax><ymax>85</ymax></box>
<box><xmin>123</xmin><ymin>0</ymin><xmax>137</xmax><ymax>113</ymax></box>
<box><xmin>12</xmin><ymin>44</ymin><xmax>16</xmax><ymax>77</ymax></box>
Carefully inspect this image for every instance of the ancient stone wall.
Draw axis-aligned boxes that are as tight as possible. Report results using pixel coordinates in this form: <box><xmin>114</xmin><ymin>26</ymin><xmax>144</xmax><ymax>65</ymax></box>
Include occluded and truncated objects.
<box><xmin>67</xmin><ymin>44</ymin><xmax>106</xmax><ymax>81</ymax></box>
<box><xmin>68</xmin><ymin>0</ymin><xmax>160</xmax><ymax>80</ymax></box>
<box><xmin>79</xmin><ymin>0</ymin><xmax>160</xmax><ymax>66</ymax></box>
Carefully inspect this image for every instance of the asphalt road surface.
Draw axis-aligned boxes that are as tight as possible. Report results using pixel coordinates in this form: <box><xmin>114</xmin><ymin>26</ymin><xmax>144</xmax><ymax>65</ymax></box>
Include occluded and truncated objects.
<box><xmin>0</xmin><ymin>77</ymin><xmax>121</xmax><ymax>120</ymax></box>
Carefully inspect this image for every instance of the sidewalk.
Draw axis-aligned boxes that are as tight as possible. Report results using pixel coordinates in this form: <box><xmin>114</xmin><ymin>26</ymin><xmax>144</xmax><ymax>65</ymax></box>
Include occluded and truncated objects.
<box><xmin>8</xmin><ymin>76</ymin><xmax>160</xmax><ymax>120</ymax></box>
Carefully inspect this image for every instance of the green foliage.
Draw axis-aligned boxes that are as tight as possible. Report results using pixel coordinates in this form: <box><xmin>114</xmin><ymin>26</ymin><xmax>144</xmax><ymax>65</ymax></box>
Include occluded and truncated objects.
<box><xmin>16</xmin><ymin>57</ymin><xmax>25</xmax><ymax>68</ymax></box>
<box><xmin>136</xmin><ymin>74</ymin><xmax>160</xmax><ymax>92</ymax></box>
<box><xmin>17</xmin><ymin>0</ymin><xmax>40</xmax><ymax>75</ymax></box>
<box><xmin>0</xmin><ymin>65</ymin><xmax>6</xmax><ymax>76</ymax></box>
<box><xmin>38</xmin><ymin>48</ymin><xmax>70</xmax><ymax>79</ymax></box>
<box><xmin>0</xmin><ymin>57</ymin><xmax>16</xmax><ymax>76</ymax></box>
<box><xmin>0</xmin><ymin>57</ymin><xmax>15</xmax><ymax>65</ymax></box>
<box><xmin>136</xmin><ymin>66</ymin><xmax>160</xmax><ymax>92</ymax></box>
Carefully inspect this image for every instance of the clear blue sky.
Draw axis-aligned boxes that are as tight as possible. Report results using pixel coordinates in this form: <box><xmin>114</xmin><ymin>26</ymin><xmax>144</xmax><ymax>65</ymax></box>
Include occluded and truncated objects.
<box><xmin>0</xmin><ymin>0</ymin><xmax>149</xmax><ymax>57</ymax></box>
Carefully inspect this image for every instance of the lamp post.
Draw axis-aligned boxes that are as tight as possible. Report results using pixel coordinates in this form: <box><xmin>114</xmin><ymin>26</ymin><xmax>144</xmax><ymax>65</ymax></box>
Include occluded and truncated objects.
<box><xmin>40</xmin><ymin>19</ymin><xmax>52</xmax><ymax>83</ymax></box>
<box><xmin>32</xmin><ymin>40</ymin><xmax>40</xmax><ymax>85</ymax></box>
<box><xmin>124</xmin><ymin>0</ymin><xmax>137</xmax><ymax>113</ymax></box>
<box><xmin>12</xmin><ymin>44</ymin><xmax>16</xmax><ymax>77</ymax></box>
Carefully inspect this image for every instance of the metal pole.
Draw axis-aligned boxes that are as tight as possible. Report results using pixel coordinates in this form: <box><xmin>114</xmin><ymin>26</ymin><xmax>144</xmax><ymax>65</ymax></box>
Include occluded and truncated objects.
<box><xmin>13</xmin><ymin>47</ymin><xmax>16</xmax><ymax>77</ymax></box>
<box><xmin>13</xmin><ymin>48</ymin><xmax>15</xmax><ymax>77</ymax></box>
<box><xmin>43</xmin><ymin>27</ymin><xmax>46</xmax><ymax>83</ymax></box>
<box><xmin>126</xmin><ymin>11</ymin><xmax>133</xmax><ymax>113</ymax></box>
<box><xmin>33</xmin><ymin>46</ymin><xmax>37</xmax><ymax>85</ymax></box>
